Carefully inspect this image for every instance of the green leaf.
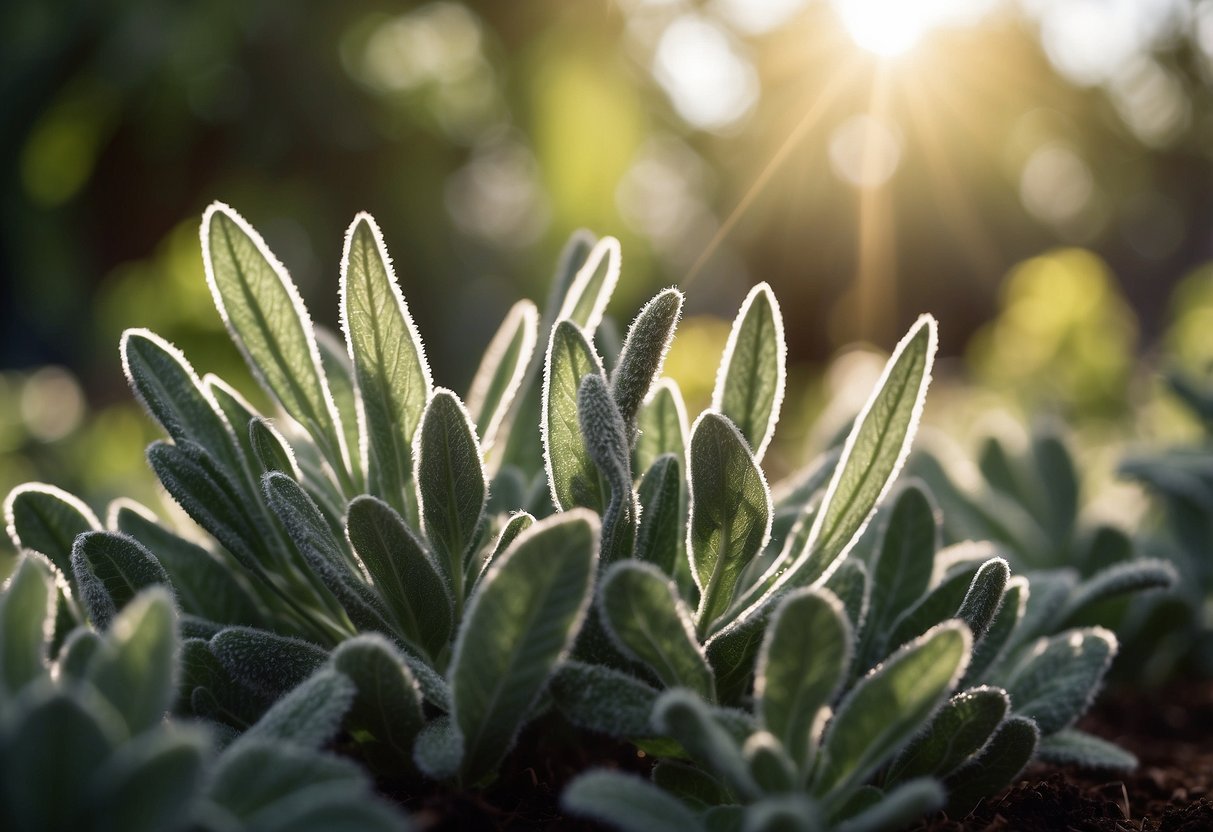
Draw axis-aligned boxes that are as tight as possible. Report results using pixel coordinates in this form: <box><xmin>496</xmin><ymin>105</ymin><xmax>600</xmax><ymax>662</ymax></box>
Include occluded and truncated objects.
<box><xmin>689</xmin><ymin>412</ymin><xmax>772</xmax><ymax>635</ymax></box>
<box><xmin>179</xmin><ymin>637</ymin><xmax>270</xmax><ymax>729</ymax></box>
<box><xmin>705</xmin><ymin>600</ymin><xmax>774</xmax><ymax>706</ymax></box>
<box><xmin>331</xmin><ymin>635</ymin><xmax>425</xmax><ymax>758</ymax></box>
<box><xmin>579</xmin><ymin>373</ymin><xmax>638</xmax><ymax>562</ymax></box>
<box><xmin>955</xmin><ymin>558</ymin><xmax>1010</xmax><ymax>646</ymax></box>
<box><xmin>1036</xmin><ymin>728</ymin><xmax>1136</xmax><ymax>770</ymax></box>
<box><xmin>823</xmin><ymin>559</ymin><xmax>868</xmax><ymax>636</ymax></box>
<box><xmin>314</xmin><ymin>326</ymin><xmax>365</xmax><ymax>488</ymax></box>
<box><xmin>240</xmin><ymin>667</ymin><xmax>356</xmax><ymax>749</ymax></box>
<box><xmin>0</xmin><ymin>555</ymin><xmax>54</xmax><ymax>694</ymax></box>
<box><xmin>564</xmin><ymin>770</ymin><xmax>705</xmax><ymax>832</ymax></box>
<box><xmin>468</xmin><ymin>299</ymin><xmax>538</xmax><ymax>449</ymax></box>
<box><xmin>209</xmin><ymin>626</ymin><xmax>327</xmax><ymax>699</ymax></box>
<box><xmin>415</xmin><ymin>389</ymin><xmax>487</xmax><ymax>599</ymax></box>
<box><xmin>743</xmin><ymin>731</ymin><xmax>799</xmax><ymax>794</ymax></box>
<box><xmin>885</xmin><ymin>686</ymin><xmax>1009</xmax><ymax>784</ymax></box>
<box><xmin>550</xmin><ymin>660</ymin><xmax>660</xmax><ymax>738</ymax></box>
<box><xmin>652</xmin><ymin>760</ymin><xmax>730</xmax><ymax>811</ymax></box>
<box><xmin>812</xmin><ymin>621</ymin><xmax>969</xmax><ymax>798</ymax></box>
<box><xmin>472</xmin><ymin>511</ymin><xmax>535</xmax><ymax>589</ymax></box>
<box><xmin>756</xmin><ymin>588</ymin><xmax>852</xmax><ymax>769</ymax></box>
<box><xmin>556</xmin><ymin>235</ymin><xmax>621</xmax><ymax>334</ymax></box>
<box><xmin>599</xmin><ymin>561</ymin><xmax>714</xmax><ymax>700</ymax></box>
<box><xmin>635</xmin><ymin>454</ymin><xmax>685</xmax><ymax>577</ymax></box>
<box><xmin>543</xmin><ymin>320</ymin><xmax>607</xmax><ymax>512</ymax></box>
<box><xmin>884</xmin><ymin>561</ymin><xmax>981</xmax><ymax>655</ymax></box>
<box><xmin>4</xmin><ymin>482</ymin><xmax>100</xmax><ymax>576</ymax></box>
<box><xmin>834</xmin><ymin>779</ymin><xmax>944</xmax><ymax>832</ymax></box>
<box><xmin>209</xmin><ymin>739</ymin><xmax>369</xmax><ymax>820</ymax></box>
<box><xmin>962</xmin><ymin>576</ymin><xmax>1026</xmax><ymax>687</ymax></box>
<box><xmin>1001</xmin><ymin>627</ymin><xmax>1116</xmax><ymax>734</ymax></box>
<box><xmin>450</xmin><ymin>510</ymin><xmax>598</xmax><ymax>784</ymax></box>
<box><xmin>346</xmin><ymin>496</ymin><xmax>453</xmax><ymax>660</ymax></box>
<box><xmin>70</xmin><ymin>531</ymin><xmax>171</xmax><ymax>629</ymax></box>
<box><xmin>712</xmin><ymin>283</ymin><xmax>786</xmax><ymax>461</ymax></box>
<box><xmin>249</xmin><ymin>416</ymin><xmax>302</xmax><ymax>479</ymax></box>
<box><xmin>89</xmin><ymin>728</ymin><xmax>208</xmax><ymax>832</ymax></box>
<box><xmin>413</xmin><ymin>715</ymin><xmax>465</xmax><ymax>781</ymax></box>
<box><xmin>340</xmin><ymin>214</ymin><xmax>433</xmax><ymax>513</ymax></box>
<box><xmin>653</xmin><ymin>689</ymin><xmax>760</xmax><ymax>801</ymax></box>
<box><xmin>1058</xmin><ymin>559</ymin><xmax>1176</xmax><ymax>626</ymax></box>
<box><xmin>635</xmin><ymin>379</ymin><xmax>690</xmax><ymax>475</ymax></box>
<box><xmin>201</xmin><ymin>202</ymin><xmax>352</xmax><ymax>483</ymax></box>
<box><xmin>944</xmin><ymin>717</ymin><xmax>1038</xmax><ymax>816</ymax></box>
<box><xmin>612</xmin><ymin>289</ymin><xmax>684</xmax><ymax>437</ymax></box>
<box><xmin>87</xmin><ymin>587</ymin><xmax>179</xmax><ymax>734</ymax></box>
<box><xmin>742</xmin><ymin>795</ymin><xmax>822</xmax><ymax>832</ymax></box>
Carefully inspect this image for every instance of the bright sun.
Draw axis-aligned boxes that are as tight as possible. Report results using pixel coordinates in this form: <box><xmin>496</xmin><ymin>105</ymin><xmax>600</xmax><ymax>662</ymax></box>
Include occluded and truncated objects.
<box><xmin>832</xmin><ymin>0</ymin><xmax>986</xmax><ymax>57</ymax></box>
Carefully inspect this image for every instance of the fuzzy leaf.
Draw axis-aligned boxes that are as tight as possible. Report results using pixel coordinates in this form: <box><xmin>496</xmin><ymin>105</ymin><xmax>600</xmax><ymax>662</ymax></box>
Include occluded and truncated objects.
<box><xmin>962</xmin><ymin>577</ymin><xmax>1026</xmax><ymax>687</ymax></box>
<box><xmin>712</xmin><ymin>283</ymin><xmax>785</xmax><ymax>461</ymax></box>
<box><xmin>474</xmin><ymin>511</ymin><xmax>535</xmax><ymax>588</ymax></box>
<box><xmin>450</xmin><ymin>510</ymin><xmax>598</xmax><ymax>783</ymax></box>
<box><xmin>812</xmin><ymin>621</ymin><xmax>969</xmax><ymax>798</ymax></box>
<box><xmin>1059</xmin><ymin>559</ymin><xmax>1176</xmax><ymax>626</ymax></box>
<box><xmin>635</xmin><ymin>379</ymin><xmax>690</xmax><ymax>475</ymax></box>
<box><xmin>579</xmin><ymin>373</ymin><xmax>638</xmax><ymax>562</ymax></box>
<box><xmin>0</xmin><ymin>556</ymin><xmax>54</xmax><ymax>694</ymax></box>
<box><xmin>209</xmin><ymin>740</ymin><xmax>369</xmax><ymax>820</ymax></box>
<box><xmin>612</xmin><ymin>289</ymin><xmax>684</xmax><ymax>436</ymax></box>
<box><xmin>70</xmin><ymin>531</ymin><xmax>171</xmax><ymax>629</ymax></box>
<box><xmin>653</xmin><ymin>689</ymin><xmax>760</xmax><ymax>800</ymax></box>
<box><xmin>340</xmin><ymin>214</ymin><xmax>433</xmax><ymax>512</ymax></box>
<box><xmin>412</xmin><ymin>714</ymin><xmax>464</xmax><ymax>780</ymax></box>
<box><xmin>823</xmin><ymin>559</ymin><xmax>868</xmax><ymax>636</ymax></box>
<box><xmin>689</xmin><ymin>412</ymin><xmax>772</xmax><ymax>634</ymax></box>
<box><xmin>884</xmin><ymin>561</ymin><xmax>980</xmax><ymax>655</ymax></box>
<box><xmin>4</xmin><ymin>483</ymin><xmax>100</xmax><ymax>576</ymax></box>
<box><xmin>88</xmin><ymin>728</ymin><xmax>207</xmax><ymax>832</ymax></box>
<box><xmin>564</xmin><ymin>771</ymin><xmax>705</xmax><ymax>832</ymax></box>
<box><xmin>1036</xmin><ymin>728</ymin><xmax>1136</xmax><ymax>770</ymax></box>
<box><xmin>240</xmin><ymin>667</ymin><xmax>356</xmax><ymax>749</ymax></box>
<box><xmin>87</xmin><ymin>587</ymin><xmax>179</xmax><ymax>734</ymax></box>
<box><xmin>550</xmin><ymin>660</ymin><xmax>661</xmax><ymax>738</ymax></box>
<box><xmin>209</xmin><ymin>626</ymin><xmax>327</xmax><ymax>699</ymax></box>
<box><xmin>1002</xmin><ymin>627</ymin><xmax>1116</xmax><ymax>734</ymax></box>
<box><xmin>415</xmin><ymin>389</ymin><xmax>487</xmax><ymax>594</ymax></box>
<box><xmin>468</xmin><ymin>299</ymin><xmax>538</xmax><ymax>448</ymax></box>
<box><xmin>944</xmin><ymin>717</ymin><xmax>1038</xmax><ymax>816</ymax></box>
<box><xmin>599</xmin><ymin>561</ymin><xmax>714</xmax><ymax>699</ymax></box>
<box><xmin>249</xmin><ymin>417</ymin><xmax>302</xmax><ymax>479</ymax></box>
<box><xmin>315</xmin><ymin>326</ymin><xmax>365</xmax><ymax>487</ymax></box>
<box><xmin>346</xmin><ymin>495</ymin><xmax>453</xmax><ymax>659</ymax></box>
<box><xmin>331</xmin><ymin>635</ymin><xmax>425</xmax><ymax>757</ymax></box>
<box><xmin>885</xmin><ymin>687</ymin><xmax>1009</xmax><ymax>784</ymax></box>
<box><xmin>756</xmin><ymin>588</ymin><xmax>852</xmax><ymax>769</ymax></box>
<box><xmin>543</xmin><ymin>320</ymin><xmax>607</xmax><ymax>512</ymax></box>
<box><xmin>743</xmin><ymin>732</ymin><xmax>799</xmax><ymax>794</ymax></box>
<box><xmin>202</xmin><ymin>203</ymin><xmax>351</xmax><ymax>481</ymax></box>
<box><xmin>635</xmin><ymin>454</ymin><xmax>685</xmax><ymax>577</ymax></box>
<box><xmin>556</xmin><ymin>235</ymin><xmax>621</xmax><ymax>334</ymax></box>
<box><xmin>956</xmin><ymin>558</ymin><xmax>1010</xmax><ymax>644</ymax></box>
<box><xmin>834</xmin><ymin>779</ymin><xmax>944</xmax><ymax>832</ymax></box>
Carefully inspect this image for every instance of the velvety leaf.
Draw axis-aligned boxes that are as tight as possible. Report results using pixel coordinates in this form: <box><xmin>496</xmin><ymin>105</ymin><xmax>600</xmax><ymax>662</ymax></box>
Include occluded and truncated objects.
<box><xmin>209</xmin><ymin>740</ymin><xmax>368</xmax><ymax>819</ymax></box>
<box><xmin>956</xmin><ymin>558</ymin><xmax>1010</xmax><ymax>644</ymax></box>
<box><xmin>4</xmin><ymin>482</ymin><xmax>100</xmax><ymax>576</ymax></box>
<box><xmin>579</xmin><ymin>373</ymin><xmax>637</xmax><ymax>562</ymax></box>
<box><xmin>201</xmin><ymin>202</ymin><xmax>351</xmax><ymax>482</ymax></box>
<box><xmin>450</xmin><ymin>510</ymin><xmax>598</xmax><ymax>783</ymax></box>
<box><xmin>599</xmin><ymin>561</ymin><xmax>714</xmax><ymax>699</ymax></box>
<box><xmin>1001</xmin><ymin>627</ymin><xmax>1116</xmax><ymax>733</ymax></box>
<box><xmin>1059</xmin><ymin>560</ymin><xmax>1176</xmax><ymax>626</ymax></box>
<box><xmin>743</xmin><ymin>731</ymin><xmax>798</xmax><ymax>794</ymax></box>
<box><xmin>209</xmin><ymin>626</ymin><xmax>327</xmax><ymax>699</ymax></box>
<box><xmin>635</xmin><ymin>454</ymin><xmax>685</xmax><ymax>577</ymax></box>
<box><xmin>1036</xmin><ymin>728</ymin><xmax>1136</xmax><ymax>770</ymax></box>
<box><xmin>635</xmin><ymin>379</ymin><xmax>690</xmax><ymax>476</ymax></box>
<box><xmin>564</xmin><ymin>770</ymin><xmax>705</xmax><ymax>832</ymax></box>
<box><xmin>87</xmin><ymin>587</ymin><xmax>179</xmax><ymax>734</ymax></box>
<box><xmin>812</xmin><ymin>621</ymin><xmax>969</xmax><ymax>797</ymax></box>
<box><xmin>556</xmin><ymin>235</ymin><xmax>621</xmax><ymax>335</ymax></box>
<box><xmin>712</xmin><ymin>283</ymin><xmax>785</xmax><ymax>461</ymax></box>
<box><xmin>756</xmin><ymin>588</ymin><xmax>852</xmax><ymax>769</ymax></box>
<box><xmin>0</xmin><ymin>555</ymin><xmax>54</xmax><ymax>694</ymax></box>
<box><xmin>550</xmin><ymin>660</ymin><xmax>661</xmax><ymax>738</ymax></box>
<box><xmin>89</xmin><ymin>728</ymin><xmax>208</xmax><ymax>832</ymax></box>
<box><xmin>884</xmin><ymin>561</ymin><xmax>981</xmax><ymax>655</ymax></box>
<box><xmin>340</xmin><ymin>214</ymin><xmax>433</xmax><ymax>513</ymax></box>
<box><xmin>473</xmin><ymin>511</ymin><xmax>535</xmax><ymax>589</ymax></box>
<box><xmin>741</xmin><ymin>795</ymin><xmax>820</xmax><ymax>832</ymax></box>
<box><xmin>346</xmin><ymin>495</ymin><xmax>453</xmax><ymax>659</ymax></box>
<box><xmin>331</xmin><ymin>634</ymin><xmax>425</xmax><ymax>758</ymax></box>
<box><xmin>412</xmin><ymin>714</ymin><xmax>464</xmax><ymax>780</ymax></box>
<box><xmin>834</xmin><ymin>779</ymin><xmax>944</xmax><ymax>832</ymax></box>
<box><xmin>611</xmin><ymin>289</ymin><xmax>684</xmax><ymax>437</ymax></box>
<box><xmin>885</xmin><ymin>686</ymin><xmax>1009</xmax><ymax>784</ymax></box>
<box><xmin>468</xmin><ymin>299</ymin><xmax>538</xmax><ymax>449</ymax></box>
<box><xmin>705</xmin><ymin>601</ymin><xmax>774</xmax><ymax>706</ymax></box>
<box><xmin>70</xmin><ymin>531</ymin><xmax>171</xmax><ymax>629</ymax></box>
<box><xmin>653</xmin><ymin>689</ymin><xmax>760</xmax><ymax>801</ymax></box>
<box><xmin>249</xmin><ymin>417</ymin><xmax>302</xmax><ymax>479</ymax></box>
<box><xmin>314</xmin><ymin>326</ymin><xmax>365</xmax><ymax>488</ymax></box>
<box><xmin>944</xmin><ymin>717</ymin><xmax>1038</xmax><ymax>816</ymax></box>
<box><xmin>240</xmin><ymin>667</ymin><xmax>356</xmax><ymax>749</ymax></box>
<box><xmin>962</xmin><ymin>577</ymin><xmax>1026</xmax><ymax>687</ymax></box>
<box><xmin>823</xmin><ymin>559</ymin><xmax>868</xmax><ymax>636</ymax></box>
<box><xmin>543</xmin><ymin>320</ymin><xmax>606</xmax><ymax>512</ymax></box>
<box><xmin>689</xmin><ymin>412</ymin><xmax>772</xmax><ymax>635</ymax></box>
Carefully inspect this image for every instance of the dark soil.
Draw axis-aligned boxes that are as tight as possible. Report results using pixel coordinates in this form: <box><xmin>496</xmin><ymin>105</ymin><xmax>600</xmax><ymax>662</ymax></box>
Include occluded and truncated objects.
<box><xmin>916</xmin><ymin>679</ymin><xmax>1213</xmax><ymax>832</ymax></box>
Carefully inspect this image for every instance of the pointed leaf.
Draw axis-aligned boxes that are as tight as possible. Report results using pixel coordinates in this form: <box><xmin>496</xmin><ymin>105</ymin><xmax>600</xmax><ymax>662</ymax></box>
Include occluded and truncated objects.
<box><xmin>635</xmin><ymin>378</ymin><xmax>690</xmax><ymax>475</ymax></box>
<box><xmin>712</xmin><ymin>283</ymin><xmax>786</xmax><ymax>461</ymax></box>
<box><xmin>543</xmin><ymin>320</ymin><xmax>606</xmax><ymax>511</ymax></box>
<box><xmin>249</xmin><ymin>416</ymin><xmax>302</xmax><ymax>479</ymax></box>
<box><xmin>468</xmin><ymin>299</ymin><xmax>538</xmax><ymax>448</ymax></box>
<box><xmin>564</xmin><ymin>770</ymin><xmax>705</xmax><ymax>832</ymax></box>
<box><xmin>556</xmin><ymin>235</ymin><xmax>621</xmax><ymax>335</ymax></box>
<box><xmin>612</xmin><ymin>289</ymin><xmax>684</xmax><ymax>437</ymax></box>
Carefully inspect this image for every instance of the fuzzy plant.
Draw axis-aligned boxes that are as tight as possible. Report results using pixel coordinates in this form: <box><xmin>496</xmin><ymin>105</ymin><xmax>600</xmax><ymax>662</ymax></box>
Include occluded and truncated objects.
<box><xmin>0</xmin><ymin>553</ymin><xmax>409</xmax><ymax>832</ymax></box>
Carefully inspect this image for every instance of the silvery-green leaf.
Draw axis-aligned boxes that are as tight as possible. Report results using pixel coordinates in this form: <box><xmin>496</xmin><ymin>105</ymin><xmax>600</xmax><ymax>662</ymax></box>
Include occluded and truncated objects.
<box><xmin>1036</xmin><ymin>728</ymin><xmax>1136</xmax><ymax>770</ymax></box>
<box><xmin>70</xmin><ymin>531</ymin><xmax>171</xmax><ymax>629</ymax></box>
<box><xmin>756</xmin><ymin>588</ymin><xmax>851</xmax><ymax>769</ymax></box>
<box><xmin>579</xmin><ymin>373</ymin><xmax>637</xmax><ymax>562</ymax></box>
<box><xmin>823</xmin><ymin>559</ymin><xmax>868</xmax><ymax>636</ymax></box>
<box><xmin>314</xmin><ymin>326</ymin><xmax>364</xmax><ymax>487</ymax></box>
<box><xmin>706</xmin><ymin>601</ymin><xmax>774</xmax><ymax>705</ymax></box>
<box><xmin>635</xmin><ymin>454</ymin><xmax>685</xmax><ymax>577</ymax></box>
<box><xmin>765</xmin><ymin>315</ymin><xmax>937</xmax><ymax>598</ymax></box>
<box><xmin>599</xmin><ymin>561</ymin><xmax>714</xmax><ymax>700</ymax></box>
<box><xmin>4</xmin><ymin>482</ymin><xmax>100</xmax><ymax>576</ymax></box>
<box><xmin>209</xmin><ymin>626</ymin><xmax>327</xmax><ymax>699</ymax></box>
<box><xmin>58</xmin><ymin>628</ymin><xmax>103</xmax><ymax>682</ymax></box>
<box><xmin>415</xmin><ymin>389</ymin><xmax>487</xmax><ymax>601</ymax></box>
<box><xmin>450</xmin><ymin>510</ymin><xmax>598</xmax><ymax>784</ymax></box>
<box><xmin>340</xmin><ymin>214</ymin><xmax>433</xmax><ymax>513</ymax></box>
<box><xmin>249</xmin><ymin>416</ymin><xmax>302</xmax><ymax>479</ymax></box>
<box><xmin>884</xmin><ymin>561</ymin><xmax>981</xmax><ymax>655</ymax></box>
<box><xmin>208</xmin><ymin>739</ymin><xmax>369</xmax><ymax>820</ymax></box>
<box><xmin>857</xmin><ymin>483</ymin><xmax>938</xmax><ymax>668</ymax></box>
<box><xmin>712</xmin><ymin>283</ymin><xmax>785</xmax><ymax>461</ymax></box>
<box><xmin>1001</xmin><ymin>627</ymin><xmax>1116</xmax><ymax>734</ymax></box>
<box><xmin>179</xmin><ymin>637</ymin><xmax>269</xmax><ymax>728</ymax></box>
<box><xmin>556</xmin><ymin>235</ymin><xmax>621</xmax><ymax>335</ymax></box>
<box><xmin>0</xmin><ymin>555</ymin><xmax>54</xmax><ymax>694</ymax></box>
<box><xmin>635</xmin><ymin>378</ymin><xmax>690</xmax><ymax>475</ymax></box>
<box><xmin>834</xmin><ymin>778</ymin><xmax>944</xmax><ymax>832</ymax></box>
<box><xmin>201</xmin><ymin>202</ymin><xmax>352</xmax><ymax>485</ymax></box>
<box><xmin>1007</xmin><ymin>569</ymin><xmax>1078</xmax><ymax>649</ymax></box>
<box><xmin>955</xmin><ymin>558</ymin><xmax>1009</xmax><ymax>644</ymax></box>
<box><xmin>944</xmin><ymin>717</ymin><xmax>1038</xmax><ymax>816</ymax></box>
<box><xmin>812</xmin><ymin>621</ymin><xmax>969</xmax><ymax>798</ymax></box>
<box><xmin>611</xmin><ymin>289</ymin><xmax>684</xmax><ymax>438</ymax></box>
<box><xmin>1032</xmin><ymin>429</ymin><xmax>1079</xmax><ymax>541</ymax></box>
<box><xmin>412</xmin><ymin>714</ymin><xmax>464</xmax><ymax>780</ymax></box>
<box><xmin>468</xmin><ymin>299</ymin><xmax>538</xmax><ymax>449</ymax></box>
<box><xmin>113</xmin><ymin>503</ymin><xmax>264</xmax><ymax>627</ymax></box>
<box><xmin>564</xmin><ymin>770</ymin><xmax>705</xmax><ymax>832</ymax></box>
<box><xmin>689</xmin><ymin>412</ymin><xmax>772</xmax><ymax>635</ymax></box>
<box><xmin>743</xmin><ymin>732</ymin><xmax>799</xmax><ymax>794</ymax></box>
<box><xmin>962</xmin><ymin>577</ymin><xmax>1026</xmax><ymax>687</ymax></box>
<box><xmin>346</xmin><ymin>495</ymin><xmax>453</xmax><ymax>660</ymax></box>
<box><xmin>1058</xmin><ymin>559</ymin><xmax>1176</xmax><ymax>626</ymax></box>
<box><xmin>331</xmin><ymin>635</ymin><xmax>425</xmax><ymax>758</ymax></box>
<box><xmin>550</xmin><ymin>660</ymin><xmax>660</xmax><ymax>738</ymax></box>
<box><xmin>653</xmin><ymin>688</ymin><xmax>760</xmax><ymax>801</ymax></box>
<box><xmin>86</xmin><ymin>587</ymin><xmax>178</xmax><ymax>734</ymax></box>
<box><xmin>240</xmin><ymin>667</ymin><xmax>355</xmax><ymax>749</ymax></box>
<box><xmin>885</xmin><ymin>686</ymin><xmax>1009</xmax><ymax>785</ymax></box>
<box><xmin>543</xmin><ymin>320</ymin><xmax>606</xmax><ymax>512</ymax></box>
<box><xmin>473</xmin><ymin>511</ymin><xmax>535</xmax><ymax>589</ymax></box>
<box><xmin>88</xmin><ymin>728</ymin><xmax>207</xmax><ymax>832</ymax></box>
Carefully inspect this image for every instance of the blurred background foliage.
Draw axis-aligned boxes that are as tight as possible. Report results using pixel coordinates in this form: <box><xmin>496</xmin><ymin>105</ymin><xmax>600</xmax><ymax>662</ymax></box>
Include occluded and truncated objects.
<box><xmin>4</xmin><ymin>0</ymin><xmax>1213</xmax><ymax>537</ymax></box>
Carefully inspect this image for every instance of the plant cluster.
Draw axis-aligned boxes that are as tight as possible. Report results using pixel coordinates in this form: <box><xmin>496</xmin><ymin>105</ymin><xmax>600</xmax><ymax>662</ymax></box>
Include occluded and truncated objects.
<box><xmin>0</xmin><ymin>203</ymin><xmax>1181</xmax><ymax>830</ymax></box>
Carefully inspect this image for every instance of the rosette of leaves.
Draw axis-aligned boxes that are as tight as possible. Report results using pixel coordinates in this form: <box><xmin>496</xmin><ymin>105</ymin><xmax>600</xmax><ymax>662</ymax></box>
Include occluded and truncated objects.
<box><xmin>3</xmin><ymin>204</ymin><xmax>607</xmax><ymax>787</ymax></box>
<box><xmin>0</xmin><ymin>554</ymin><xmax>408</xmax><ymax>832</ymax></box>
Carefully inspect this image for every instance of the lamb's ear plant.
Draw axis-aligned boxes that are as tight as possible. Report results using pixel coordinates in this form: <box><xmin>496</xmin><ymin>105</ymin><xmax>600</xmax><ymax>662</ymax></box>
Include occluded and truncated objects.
<box><xmin>0</xmin><ymin>553</ymin><xmax>409</xmax><ymax>832</ymax></box>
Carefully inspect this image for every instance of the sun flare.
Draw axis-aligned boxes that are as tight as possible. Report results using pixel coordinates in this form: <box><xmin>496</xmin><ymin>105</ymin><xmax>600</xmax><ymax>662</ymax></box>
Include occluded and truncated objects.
<box><xmin>832</xmin><ymin>0</ymin><xmax>991</xmax><ymax>57</ymax></box>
